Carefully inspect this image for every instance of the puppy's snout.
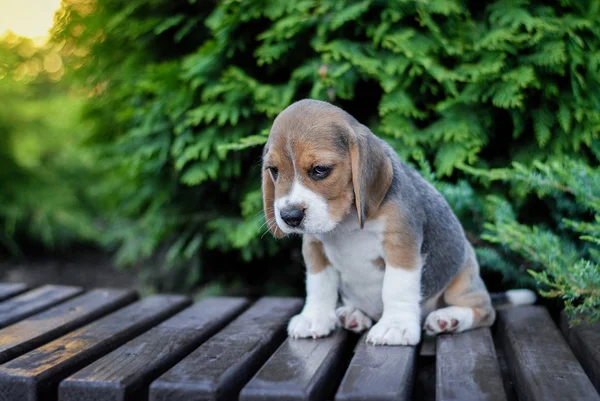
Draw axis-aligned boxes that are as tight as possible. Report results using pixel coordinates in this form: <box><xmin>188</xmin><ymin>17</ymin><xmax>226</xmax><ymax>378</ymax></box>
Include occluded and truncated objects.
<box><xmin>280</xmin><ymin>207</ymin><xmax>305</xmax><ymax>228</ymax></box>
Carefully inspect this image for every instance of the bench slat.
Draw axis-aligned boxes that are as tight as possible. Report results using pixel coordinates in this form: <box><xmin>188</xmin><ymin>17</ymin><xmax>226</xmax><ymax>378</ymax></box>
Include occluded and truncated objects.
<box><xmin>560</xmin><ymin>312</ymin><xmax>600</xmax><ymax>393</ymax></box>
<box><xmin>0</xmin><ymin>294</ymin><xmax>190</xmax><ymax>401</ymax></box>
<box><xmin>59</xmin><ymin>297</ymin><xmax>249</xmax><ymax>401</ymax></box>
<box><xmin>334</xmin><ymin>333</ymin><xmax>417</xmax><ymax>401</ymax></box>
<box><xmin>240</xmin><ymin>330</ymin><xmax>352</xmax><ymax>401</ymax></box>
<box><xmin>0</xmin><ymin>283</ymin><xmax>29</xmax><ymax>302</ymax></box>
<box><xmin>0</xmin><ymin>288</ymin><xmax>137</xmax><ymax>365</ymax></box>
<box><xmin>0</xmin><ymin>285</ymin><xmax>83</xmax><ymax>329</ymax></box>
<box><xmin>436</xmin><ymin>328</ymin><xmax>507</xmax><ymax>401</ymax></box>
<box><xmin>149</xmin><ymin>297</ymin><xmax>303</xmax><ymax>401</ymax></box>
<box><xmin>499</xmin><ymin>306</ymin><xmax>600</xmax><ymax>401</ymax></box>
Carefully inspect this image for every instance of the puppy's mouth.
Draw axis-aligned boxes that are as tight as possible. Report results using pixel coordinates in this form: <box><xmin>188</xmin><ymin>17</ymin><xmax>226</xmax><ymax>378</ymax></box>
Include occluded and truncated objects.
<box><xmin>280</xmin><ymin>226</ymin><xmax>305</xmax><ymax>235</ymax></box>
<box><xmin>278</xmin><ymin>224</ymin><xmax>325</xmax><ymax>236</ymax></box>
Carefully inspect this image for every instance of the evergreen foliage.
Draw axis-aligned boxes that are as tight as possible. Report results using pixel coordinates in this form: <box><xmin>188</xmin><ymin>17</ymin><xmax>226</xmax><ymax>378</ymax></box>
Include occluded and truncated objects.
<box><xmin>466</xmin><ymin>160</ymin><xmax>600</xmax><ymax>322</ymax></box>
<box><xmin>49</xmin><ymin>0</ymin><xmax>600</xmax><ymax>311</ymax></box>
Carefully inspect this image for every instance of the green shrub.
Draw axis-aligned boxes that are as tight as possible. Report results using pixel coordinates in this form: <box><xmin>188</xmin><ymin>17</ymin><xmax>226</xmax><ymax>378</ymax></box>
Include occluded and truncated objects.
<box><xmin>53</xmin><ymin>0</ymin><xmax>600</xmax><ymax>307</ymax></box>
<box><xmin>465</xmin><ymin>160</ymin><xmax>600</xmax><ymax>322</ymax></box>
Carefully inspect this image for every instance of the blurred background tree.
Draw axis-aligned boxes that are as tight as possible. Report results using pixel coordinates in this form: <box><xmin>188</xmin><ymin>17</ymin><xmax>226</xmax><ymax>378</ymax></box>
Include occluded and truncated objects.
<box><xmin>0</xmin><ymin>32</ymin><xmax>98</xmax><ymax>255</ymax></box>
<box><xmin>1</xmin><ymin>0</ymin><xmax>598</xmax><ymax>318</ymax></box>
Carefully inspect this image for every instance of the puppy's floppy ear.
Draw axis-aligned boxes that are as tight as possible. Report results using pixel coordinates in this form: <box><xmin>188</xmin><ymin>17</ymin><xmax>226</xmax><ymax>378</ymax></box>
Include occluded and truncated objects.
<box><xmin>262</xmin><ymin>145</ymin><xmax>285</xmax><ymax>238</ymax></box>
<box><xmin>348</xmin><ymin>123</ymin><xmax>393</xmax><ymax>228</ymax></box>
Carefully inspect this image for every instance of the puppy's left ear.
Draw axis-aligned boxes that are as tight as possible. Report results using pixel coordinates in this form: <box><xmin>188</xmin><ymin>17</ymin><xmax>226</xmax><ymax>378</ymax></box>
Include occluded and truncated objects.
<box><xmin>349</xmin><ymin>124</ymin><xmax>394</xmax><ymax>228</ymax></box>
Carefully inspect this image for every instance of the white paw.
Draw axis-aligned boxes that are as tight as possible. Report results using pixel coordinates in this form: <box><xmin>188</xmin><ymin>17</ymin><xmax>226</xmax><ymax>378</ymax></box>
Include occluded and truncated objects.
<box><xmin>336</xmin><ymin>306</ymin><xmax>373</xmax><ymax>333</ymax></box>
<box><xmin>424</xmin><ymin>306</ymin><xmax>473</xmax><ymax>335</ymax></box>
<box><xmin>288</xmin><ymin>312</ymin><xmax>338</xmax><ymax>339</ymax></box>
<box><xmin>366</xmin><ymin>318</ymin><xmax>421</xmax><ymax>346</ymax></box>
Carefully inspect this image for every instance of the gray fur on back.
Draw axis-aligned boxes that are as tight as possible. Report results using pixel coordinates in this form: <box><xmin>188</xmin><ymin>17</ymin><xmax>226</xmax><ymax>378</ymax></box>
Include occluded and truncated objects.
<box><xmin>379</xmin><ymin>138</ymin><xmax>467</xmax><ymax>299</ymax></box>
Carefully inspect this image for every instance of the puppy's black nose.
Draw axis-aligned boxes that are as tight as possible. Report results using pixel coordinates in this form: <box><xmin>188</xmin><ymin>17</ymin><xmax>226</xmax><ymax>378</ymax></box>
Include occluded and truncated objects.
<box><xmin>280</xmin><ymin>208</ymin><xmax>304</xmax><ymax>227</ymax></box>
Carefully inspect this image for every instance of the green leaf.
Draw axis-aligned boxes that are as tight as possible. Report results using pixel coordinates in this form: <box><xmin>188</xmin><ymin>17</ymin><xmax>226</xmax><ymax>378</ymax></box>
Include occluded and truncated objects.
<box><xmin>329</xmin><ymin>1</ymin><xmax>371</xmax><ymax>31</ymax></box>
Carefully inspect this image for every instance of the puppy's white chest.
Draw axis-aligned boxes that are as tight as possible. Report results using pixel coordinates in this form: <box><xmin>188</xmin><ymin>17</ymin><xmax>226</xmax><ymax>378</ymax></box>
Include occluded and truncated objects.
<box><xmin>316</xmin><ymin>218</ymin><xmax>386</xmax><ymax>318</ymax></box>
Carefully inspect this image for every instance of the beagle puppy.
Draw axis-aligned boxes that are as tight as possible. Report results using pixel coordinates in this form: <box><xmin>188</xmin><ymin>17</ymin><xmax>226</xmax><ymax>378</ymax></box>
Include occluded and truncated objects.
<box><xmin>262</xmin><ymin>99</ymin><xmax>535</xmax><ymax>345</ymax></box>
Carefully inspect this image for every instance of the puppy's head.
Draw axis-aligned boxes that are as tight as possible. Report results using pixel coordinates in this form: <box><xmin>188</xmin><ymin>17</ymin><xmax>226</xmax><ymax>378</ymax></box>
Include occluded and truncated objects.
<box><xmin>262</xmin><ymin>99</ymin><xmax>393</xmax><ymax>237</ymax></box>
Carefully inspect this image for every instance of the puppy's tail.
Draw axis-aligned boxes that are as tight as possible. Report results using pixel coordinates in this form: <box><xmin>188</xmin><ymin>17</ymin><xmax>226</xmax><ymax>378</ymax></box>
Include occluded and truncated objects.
<box><xmin>490</xmin><ymin>289</ymin><xmax>537</xmax><ymax>308</ymax></box>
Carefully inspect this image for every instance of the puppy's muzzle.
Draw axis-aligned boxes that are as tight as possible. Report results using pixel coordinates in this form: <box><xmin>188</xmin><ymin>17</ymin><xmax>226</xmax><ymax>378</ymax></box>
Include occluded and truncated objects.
<box><xmin>280</xmin><ymin>207</ymin><xmax>305</xmax><ymax>228</ymax></box>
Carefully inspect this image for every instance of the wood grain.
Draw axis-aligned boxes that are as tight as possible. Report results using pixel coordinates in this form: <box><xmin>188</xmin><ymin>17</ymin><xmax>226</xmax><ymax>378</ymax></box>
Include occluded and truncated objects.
<box><xmin>436</xmin><ymin>328</ymin><xmax>507</xmax><ymax>401</ymax></box>
<box><xmin>0</xmin><ymin>288</ymin><xmax>137</xmax><ymax>364</ymax></box>
<box><xmin>334</xmin><ymin>333</ymin><xmax>417</xmax><ymax>401</ymax></box>
<box><xmin>0</xmin><ymin>294</ymin><xmax>190</xmax><ymax>401</ymax></box>
<box><xmin>149</xmin><ymin>297</ymin><xmax>303</xmax><ymax>401</ymax></box>
<box><xmin>59</xmin><ymin>297</ymin><xmax>249</xmax><ymax>401</ymax></box>
<box><xmin>241</xmin><ymin>330</ymin><xmax>352</xmax><ymax>401</ymax></box>
<box><xmin>0</xmin><ymin>285</ymin><xmax>83</xmax><ymax>329</ymax></box>
<box><xmin>498</xmin><ymin>306</ymin><xmax>600</xmax><ymax>401</ymax></box>
<box><xmin>560</xmin><ymin>311</ymin><xmax>600</xmax><ymax>393</ymax></box>
<box><xmin>0</xmin><ymin>283</ymin><xmax>28</xmax><ymax>302</ymax></box>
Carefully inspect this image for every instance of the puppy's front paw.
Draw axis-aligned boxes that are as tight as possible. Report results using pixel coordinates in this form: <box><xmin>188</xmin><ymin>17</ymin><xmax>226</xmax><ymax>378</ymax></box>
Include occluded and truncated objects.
<box><xmin>366</xmin><ymin>318</ymin><xmax>421</xmax><ymax>346</ymax></box>
<box><xmin>336</xmin><ymin>306</ymin><xmax>372</xmax><ymax>333</ymax></box>
<box><xmin>288</xmin><ymin>312</ymin><xmax>338</xmax><ymax>339</ymax></box>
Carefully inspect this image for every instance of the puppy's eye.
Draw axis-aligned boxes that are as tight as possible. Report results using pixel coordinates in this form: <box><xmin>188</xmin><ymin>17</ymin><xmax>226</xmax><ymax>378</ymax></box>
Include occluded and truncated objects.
<box><xmin>268</xmin><ymin>166</ymin><xmax>278</xmax><ymax>180</ymax></box>
<box><xmin>310</xmin><ymin>165</ymin><xmax>332</xmax><ymax>180</ymax></box>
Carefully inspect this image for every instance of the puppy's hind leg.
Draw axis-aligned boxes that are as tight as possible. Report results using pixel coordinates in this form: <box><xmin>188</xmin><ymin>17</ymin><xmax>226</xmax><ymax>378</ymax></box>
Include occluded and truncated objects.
<box><xmin>424</xmin><ymin>243</ymin><xmax>495</xmax><ymax>335</ymax></box>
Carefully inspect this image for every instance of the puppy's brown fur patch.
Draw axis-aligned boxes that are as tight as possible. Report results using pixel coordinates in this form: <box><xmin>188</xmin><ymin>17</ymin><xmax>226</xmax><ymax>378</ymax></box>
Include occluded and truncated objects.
<box><xmin>442</xmin><ymin>244</ymin><xmax>495</xmax><ymax>327</ymax></box>
<box><xmin>375</xmin><ymin>201</ymin><xmax>421</xmax><ymax>271</ymax></box>
<box><xmin>302</xmin><ymin>235</ymin><xmax>331</xmax><ymax>274</ymax></box>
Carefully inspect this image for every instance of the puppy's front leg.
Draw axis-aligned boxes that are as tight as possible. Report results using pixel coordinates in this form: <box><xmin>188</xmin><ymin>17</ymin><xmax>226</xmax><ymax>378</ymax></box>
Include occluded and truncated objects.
<box><xmin>288</xmin><ymin>236</ymin><xmax>339</xmax><ymax>339</ymax></box>
<box><xmin>367</xmin><ymin>234</ymin><xmax>422</xmax><ymax>346</ymax></box>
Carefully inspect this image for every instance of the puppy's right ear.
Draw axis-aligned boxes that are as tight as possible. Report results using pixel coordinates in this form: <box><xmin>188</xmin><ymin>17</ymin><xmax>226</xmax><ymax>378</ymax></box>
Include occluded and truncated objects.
<box><xmin>262</xmin><ymin>146</ymin><xmax>285</xmax><ymax>238</ymax></box>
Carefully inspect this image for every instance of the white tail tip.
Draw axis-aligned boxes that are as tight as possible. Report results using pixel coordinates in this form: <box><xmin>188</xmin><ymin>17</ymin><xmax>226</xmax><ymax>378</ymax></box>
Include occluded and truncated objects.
<box><xmin>506</xmin><ymin>289</ymin><xmax>537</xmax><ymax>305</ymax></box>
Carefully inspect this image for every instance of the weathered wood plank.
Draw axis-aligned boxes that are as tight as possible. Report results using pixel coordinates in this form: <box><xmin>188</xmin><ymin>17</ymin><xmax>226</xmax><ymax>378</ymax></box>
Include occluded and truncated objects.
<box><xmin>334</xmin><ymin>333</ymin><xmax>416</xmax><ymax>401</ymax></box>
<box><xmin>0</xmin><ymin>288</ymin><xmax>137</xmax><ymax>365</ymax></box>
<box><xmin>0</xmin><ymin>285</ymin><xmax>83</xmax><ymax>329</ymax></box>
<box><xmin>436</xmin><ymin>328</ymin><xmax>507</xmax><ymax>401</ymax></box>
<box><xmin>560</xmin><ymin>311</ymin><xmax>600</xmax><ymax>393</ymax></box>
<box><xmin>0</xmin><ymin>283</ymin><xmax>29</xmax><ymax>302</ymax></box>
<box><xmin>494</xmin><ymin>341</ymin><xmax>518</xmax><ymax>401</ymax></box>
<box><xmin>498</xmin><ymin>306</ymin><xmax>600</xmax><ymax>401</ymax></box>
<box><xmin>241</xmin><ymin>330</ymin><xmax>352</xmax><ymax>401</ymax></box>
<box><xmin>0</xmin><ymin>294</ymin><xmax>190</xmax><ymax>401</ymax></box>
<box><xmin>59</xmin><ymin>297</ymin><xmax>249</xmax><ymax>401</ymax></box>
<box><xmin>149</xmin><ymin>297</ymin><xmax>303</xmax><ymax>401</ymax></box>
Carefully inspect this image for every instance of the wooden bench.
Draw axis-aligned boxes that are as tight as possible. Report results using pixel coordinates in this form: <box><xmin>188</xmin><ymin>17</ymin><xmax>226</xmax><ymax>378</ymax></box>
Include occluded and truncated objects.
<box><xmin>0</xmin><ymin>283</ymin><xmax>598</xmax><ymax>401</ymax></box>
